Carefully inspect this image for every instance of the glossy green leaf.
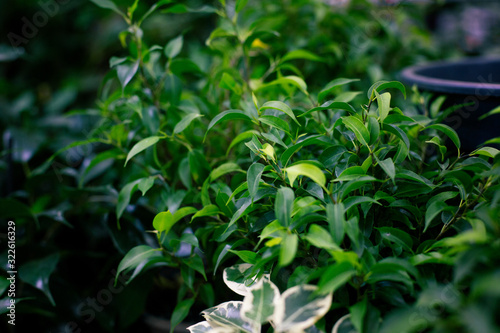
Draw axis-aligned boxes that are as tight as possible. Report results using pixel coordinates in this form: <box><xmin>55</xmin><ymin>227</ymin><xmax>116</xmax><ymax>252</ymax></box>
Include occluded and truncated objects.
<box><xmin>471</xmin><ymin>146</ymin><xmax>500</xmax><ymax>158</ymax></box>
<box><xmin>227</xmin><ymin>130</ymin><xmax>259</xmax><ymax>155</ymax></box>
<box><xmin>377</xmin><ymin>227</ymin><xmax>413</xmax><ymax>252</ymax></box>
<box><xmin>425</xmin><ymin>124</ymin><xmax>461</xmax><ymax>152</ymax></box>
<box><xmin>279</xmin><ymin>233</ymin><xmax>298</xmax><ymax>267</ymax></box>
<box><xmin>117</xmin><ymin>60</ymin><xmax>139</xmax><ymax>89</ymax></box>
<box><xmin>258</xmin><ymin>115</ymin><xmax>291</xmax><ymax>135</ymax></box>
<box><xmin>318</xmin><ymin>78</ymin><xmax>359</xmax><ymax>103</ymax></box>
<box><xmin>377</xmin><ymin>157</ymin><xmax>395</xmax><ymax>183</ymax></box>
<box><xmin>342</xmin><ymin>116</ymin><xmax>370</xmax><ymax>147</ymax></box>
<box><xmin>375</xmin><ymin>91</ymin><xmax>391</xmax><ymax>124</ymax></box>
<box><xmin>205</xmin><ymin>110</ymin><xmax>252</xmax><ymax>141</ymax></box>
<box><xmin>276</xmin><ymin>187</ymin><xmax>294</xmax><ymax>227</ymax></box>
<box><xmin>381</xmin><ymin>123</ymin><xmax>410</xmax><ymax>150</ymax></box>
<box><xmin>174</xmin><ymin>113</ymin><xmax>203</xmax><ymax>134</ymax></box>
<box><xmin>300</xmin><ymin>101</ymin><xmax>356</xmax><ymax>118</ymax></box>
<box><xmin>210</xmin><ymin>162</ymin><xmax>244</xmax><ymax>181</ymax></box>
<box><xmin>191</xmin><ymin>205</ymin><xmax>221</xmax><ymax>220</ymax></box>
<box><xmin>165</xmin><ymin>35</ymin><xmax>183</xmax><ymax>59</ymax></box>
<box><xmin>260</xmin><ymin>101</ymin><xmax>300</xmax><ymax>126</ymax></box>
<box><xmin>304</xmin><ymin>224</ymin><xmax>341</xmax><ymax>252</ymax></box>
<box><xmin>125</xmin><ymin>136</ymin><xmax>161</xmax><ymax>166</ymax></box>
<box><xmin>248</xmin><ymin>163</ymin><xmax>265</xmax><ymax>200</ymax></box>
<box><xmin>19</xmin><ymin>253</ymin><xmax>60</xmax><ymax>306</ymax></box>
<box><xmin>152</xmin><ymin>211</ymin><xmax>174</xmax><ymax>232</ymax></box>
<box><xmin>285</xmin><ymin>163</ymin><xmax>326</xmax><ymax>190</ymax></box>
<box><xmin>256</xmin><ymin>75</ymin><xmax>308</xmax><ymax>95</ymax></box>
<box><xmin>115</xmin><ymin>245</ymin><xmax>160</xmax><ymax>285</ymax></box>
<box><xmin>368</xmin><ymin>81</ymin><xmax>406</xmax><ymax>100</ymax></box>
<box><xmin>116</xmin><ymin>178</ymin><xmax>142</xmax><ymax>222</ymax></box>
<box><xmin>138</xmin><ymin>177</ymin><xmax>155</xmax><ymax>196</ymax></box>
<box><xmin>281</xmin><ymin>49</ymin><xmax>324</xmax><ymax>63</ymax></box>
<box><xmin>90</xmin><ymin>0</ymin><xmax>125</xmax><ymax>17</ymax></box>
<box><xmin>327</xmin><ymin>203</ymin><xmax>345</xmax><ymax>244</ymax></box>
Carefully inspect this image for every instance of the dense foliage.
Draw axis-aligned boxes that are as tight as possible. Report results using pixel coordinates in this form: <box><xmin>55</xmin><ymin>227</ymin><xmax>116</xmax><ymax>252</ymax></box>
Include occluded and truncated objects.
<box><xmin>1</xmin><ymin>0</ymin><xmax>499</xmax><ymax>332</ymax></box>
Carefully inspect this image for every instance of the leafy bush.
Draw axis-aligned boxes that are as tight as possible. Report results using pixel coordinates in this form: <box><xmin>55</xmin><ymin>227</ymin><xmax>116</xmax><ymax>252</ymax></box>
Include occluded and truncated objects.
<box><xmin>2</xmin><ymin>0</ymin><xmax>499</xmax><ymax>332</ymax></box>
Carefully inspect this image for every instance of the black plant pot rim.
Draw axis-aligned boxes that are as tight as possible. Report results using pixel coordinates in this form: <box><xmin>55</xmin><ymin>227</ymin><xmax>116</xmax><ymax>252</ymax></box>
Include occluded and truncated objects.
<box><xmin>400</xmin><ymin>57</ymin><xmax>500</xmax><ymax>97</ymax></box>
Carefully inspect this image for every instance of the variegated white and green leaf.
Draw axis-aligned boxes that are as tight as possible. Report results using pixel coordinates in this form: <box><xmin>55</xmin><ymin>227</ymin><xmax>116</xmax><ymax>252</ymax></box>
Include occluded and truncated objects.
<box><xmin>241</xmin><ymin>278</ymin><xmax>280</xmax><ymax>325</ymax></box>
<box><xmin>202</xmin><ymin>301</ymin><xmax>254</xmax><ymax>333</ymax></box>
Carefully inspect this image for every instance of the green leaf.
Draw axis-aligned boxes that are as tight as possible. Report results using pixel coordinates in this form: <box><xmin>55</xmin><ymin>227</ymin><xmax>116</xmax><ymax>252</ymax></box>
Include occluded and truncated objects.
<box><xmin>202</xmin><ymin>301</ymin><xmax>254</xmax><ymax>333</ymax></box>
<box><xmin>377</xmin><ymin>227</ymin><xmax>413</xmax><ymax>252</ymax></box>
<box><xmin>279</xmin><ymin>233</ymin><xmax>298</xmax><ymax>267</ymax></box>
<box><xmin>19</xmin><ymin>253</ymin><xmax>60</xmax><ymax>306</ymax></box>
<box><xmin>152</xmin><ymin>211</ymin><xmax>174</xmax><ymax>232</ymax></box>
<box><xmin>281</xmin><ymin>49</ymin><xmax>324</xmax><ymax>63</ymax></box>
<box><xmin>205</xmin><ymin>110</ymin><xmax>252</xmax><ymax>141</ymax></box>
<box><xmin>90</xmin><ymin>0</ymin><xmax>125</xmax><ymax>17</ymax></box>
<box><xmin>191</xmin><ymin>205</ymin><xmax>221</xmax><ymax>220</ymax></box>
<box><xmin>235</xmin><ymin>0</ymin><xmax>249</xmax><ymax>13</ymax></box>
<box><xmin>276</xmin><ymin>187</ymin><xmax>294</xmax><ymax>228</ymax></box>
<box><xmin>471</xmin><ymin>147</ymin><xmax>500</xmax><ymax>158</ymax></box>
<box><xmin>304</xmin><ymin>224</ymin><xmax>342</xmax><ymax>252</ymax></box>
<box><xmin>274</xmin><ymin>285</ymin><xmax>332</xmax><ymax>332</ymax></box>
<box><xmin>227</xmin><ymin>130</ymin><xmax>259</xmax><ymax>155</ymax></box>
<box><xmin>342</xmin><ymin>116</ymin><xmax>370</xmax><ymax>147</ymax></box>
<box><xmin>327</xmin><ymin>203</ymin><xmax>345</xmax><ymax>245</ymax></box>
<box><xmin>228</xmin><ymin>250</ymin><xmax>258</xmax><ymax>264</ymax></box>
<box><xmin>339</xmin><ymin>176</ymin><xmax>379</xmax><ymax>200</ymax></box>
<box><xmin>285</xmin><ymin>163</ymin><xmax>326</xmax><ymax>190</ymax></box>
<box><xmin>256</xmin><ymin>75</ymin><xmax>308</xmax><ymax>95</ymax></box>
<box><xmin>260</xmin><ymin>101</ymin><xmax>300</xmax><ymax>126</ymax></box>
<box><xmin>115</xmin><ymin>245</ymin><xmax>160</xmax><ymax>285</ymax></box>
<box><xmin>0</xmin><ymin>277</ymin><xmax>9</xmax><ymax>296</ymax></box>
<box><xmin>241</xmin><ymin>279</ymin><xmax>280</xmax><ymax>325</ymax></box>
<box><xmin>185</xmin><ymin>254</ymin><xmax>207</xmax><ymax>280</ymax></box>
<box><xmin>210</xmin><ymin>162</ymin><xmax>244</xmax><ymax>181</ymax></box>
<box><xmin>368</xmin><ymin>81</ymin><xmax>406</xmax><ymax>100</ymax></box>
<box><xmin>248</xmin><ymin>163</ymin><xmax>265</xmax><ymax>200</ymax></box>
<box><xmin>367</xmin><ymin>116</ymin><xmax>380</xmax><ymax>145</ymax></box>
<box><xmin>318</xmin><ymin>78</ymin><xmax>359</xmax><ymax>103</ymax></box>
<box><xmin>299</xmin><ymin>101</ymin><xmax>356</xmax><ymax>118</ymax></box>
<box><xmin>349</xmin><ymin>298</ymin><xmax>368</xmax><ymax>333</ymax></box>
<box><xmin>377</xmin><ymin>157</ymin><xmax>395</xmax><ymax>183</ymax></box>
<box><xmin>424</xmin><ymin>201</ymin><xmax>450</xmax><ymax>233</ymax></box>
<box><xmin>259</xmin><ymin>115</ymin><xmax>291</xmax><ymax>135</ymax></box>
<box><xmin>425</xmin><ymin>124</ymin><xmax>461</xmax><ymax>152</ymax></box>
<box><xmin>375</xmin><ymin>91</ymin><xmax>391</xmax><ymax>124</ymax></box>
<box><xmin>478</xmin><ymin>105</ymin><xmax>500</xmax><ymax>120</ymax></box>
<box><xmin>138</xmin><ymin>177</ymin><xmax>155</xmax><ymax>196</ymax></box>
<box><xmin>318</xmin><ymin>261</ymin><xmax>357</xmax><ymax>295</ymax></box>
<box><xmin>171</xmin><ymin>298</ymin><xmax>195</xmax><ymax>333</ymax></box>
<box><xmin>381</xmin><ymin>123</ymin><xmax>410</xmax><ymax>150</ymax></box>
<box><xmin>125</xmin><ymin>136</ymin><xmax>161</xmax><ymax>166</ymax></box>
<box><xmin>116</xmin><ymin>178</ymin><xmax>142</xmax><ymax>222</ymax></box>
<box><xmin>174</xmin><ymin>113</ymin><xmax>203</xmax><ymax>134</ymax></box>
<box><xmin>220</xmin><ymin>72</ymin><xmax>243</xmax><ymax>95</ymax></box>
<box><xmin>117</xmin><ymin>60</ymin><xmax>139</xmax><ymax>89</ymax></box>
<box><xmin>165</xmin><ymin>35</ymin><xmax>183</xmax><ymax>59</ymax></box>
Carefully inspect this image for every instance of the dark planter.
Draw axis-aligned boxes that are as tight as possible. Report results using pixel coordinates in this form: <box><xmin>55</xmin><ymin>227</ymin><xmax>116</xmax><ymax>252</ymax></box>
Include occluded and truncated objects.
<box><xmin>400</xmin><ymin>57</ymin><xmax>500</xmax><ymax>151</ymax></box>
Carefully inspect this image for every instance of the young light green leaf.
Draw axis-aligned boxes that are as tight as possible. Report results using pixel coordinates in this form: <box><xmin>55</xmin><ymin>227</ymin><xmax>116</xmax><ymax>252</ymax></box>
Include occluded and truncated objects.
<box><xmin>375</xmin><ymin>91</ymin><xmax>391</xmax><ymax>124</ymax></box>
<box><xmin>115</xmin><ymin>245</ymin><xmax>160</xmax><ymax>285</ymax></box>
<box><xmin>279</xmin><ymin>233</ymin><xmax>298</xmax><ymax>267</ymax></box>
<box><xmin>276</xmin><ymin>187</ymin><xmax>294</xmax><ymax>228</ymax></box>
<box><xmin>285</xmin><ymin>163</ymin><xmax>326</xmax><ymax>190</ymax></box>
<box><xmin>191</xmin><ymin>205</ymin><xmax>221</xmax><ymax>221</ymax></box>
<box><xmin>174</xmin><ymin>113</ymin><xmax>203</xmax><ymax>134</ymax></box>
<box><xmin>274</xmin><ymin>285</ymin><xmax>332</xmax><ymax>332</ymax></box>
<box><xmin>205</xmin><ymin>110</ymin><xmax>252</xmax><ymax>141</ymax></box>
<box><xmin>125</xmin><ymin>136</ymin><xmax>161</xmax><ymax>166</ymax></box>
<box><xmin>165</xmin><ymin>35</ymin><xmax>183</xmax><ymax>59</ymax></box>
<box><xmin>318</xmin><ymin>78</ymin><xmax>359</xmax><ymax>103</ymax></box>
<box><xmin>342</xmin><ymin>116</ymin><xmax>370</xmax><ymax>147</ymax></box>
<box><xmin>256</xmin><ymin>76</ymin><xmax>308</xmax><ymax>95</ymax></box>
<box><xmin>304</xmin><ymin>224</ymin><xmax>342</xmax><ymax>252</ymax></box>
<box><xmin>281</xmin><ymin>49</ymin><xmax>324</xmax><ymax>63</ymax></box>
<box><xmin>368</xmin><ymin>81</ymin><xmax>406</xmax><ymax>100</ymax></box>
<box><xmin>478</xmin><ymin>105</ymin><xmax>500</xmax><ymax>120</ymax></box>
<box><xmin>471</xmin><ymin>146</ymin><xmax>500</xmax><ymax>158</ymax></box>
<box><xmin>241</xmin><ymin>279</ymin><xmax>280</xmax><ymax>325</ymax></box>
<box><xmin>152</xmin><ymin>211</ymin><xmax>174</xmax><ymax>232</ymax></box>
<box><xmin>260</xmin><ymin>101</ymin><xmax>300</xmax><ymax>126</ymax></box>
<box><xmin>248</xmin><ymin>163</ymin><xmax>265</xmax><ymax>200</ymax></box>
<box><xmin>19</xmin><ymin>253</ymin><xmax>60</xmax><ymax>306</ymax></box>
<box><xmin>210</xmin><ymin>162</ymin><xmax>244</xmax><ymax>181</ymax></box>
